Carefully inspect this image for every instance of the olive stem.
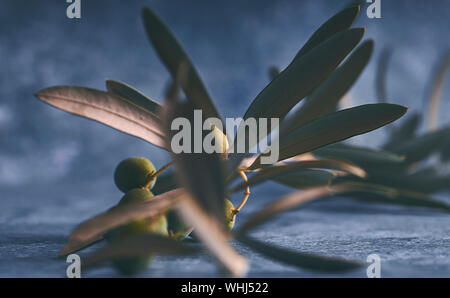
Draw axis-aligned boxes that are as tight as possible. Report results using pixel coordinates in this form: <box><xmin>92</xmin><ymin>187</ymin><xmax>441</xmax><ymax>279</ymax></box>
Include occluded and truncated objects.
<box><xmin>143</xmin><ymin>160</ymin><xmax>175</xmax><ymax>189</ymax></box>
<box><xmin>234</xmin><ymin>169</ymin><xmax>251</xmax><ymax>214</ymax></box>
<box><xmin>169</xmin><ymin>226</ymin><xmax>193</xmax><ymax>240</ymax></box>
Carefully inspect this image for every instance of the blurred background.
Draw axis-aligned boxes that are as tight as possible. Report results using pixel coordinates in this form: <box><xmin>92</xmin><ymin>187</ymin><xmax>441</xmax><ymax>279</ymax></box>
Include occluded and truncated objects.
<box><xmin>0</xmin><ymin>0</ymin><xmax>449</xmax><ymax>277</ymax></box>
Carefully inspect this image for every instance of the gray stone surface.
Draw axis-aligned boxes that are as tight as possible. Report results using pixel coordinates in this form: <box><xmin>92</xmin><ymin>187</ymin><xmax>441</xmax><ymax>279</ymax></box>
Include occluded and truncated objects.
<box><xmin>1</xmin><ymin>183</ymin><xmax>449</xmax><ymax>277</ymax></box>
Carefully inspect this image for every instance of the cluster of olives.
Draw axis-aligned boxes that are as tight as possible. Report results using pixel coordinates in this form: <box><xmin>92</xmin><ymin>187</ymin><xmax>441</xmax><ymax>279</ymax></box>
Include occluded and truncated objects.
<box><xmin>106</xmin><ymin>156</ymin><xmax>236</xmax><ymax>275</ymax></box>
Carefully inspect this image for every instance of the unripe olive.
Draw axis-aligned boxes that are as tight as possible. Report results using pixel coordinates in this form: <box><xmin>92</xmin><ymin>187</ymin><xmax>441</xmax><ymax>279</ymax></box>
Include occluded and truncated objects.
<box><xmin>114</xmin><ymin>157</ymin><xmax>156</xmax><ymax>193</ymax></box>
<box><xmin>167</xmin><ymin>210</ymin><xmax>192</xmax><ymax>240</ymax></box>
<box><xmin>106</xmin><ymin>188</ymin><xmax>168</xmax><ymax>275</ymax></box>
<box><xmin>224</xmin><ymin>199</ymin><xmax>236</xmax><ymax>230</ymax></box>
<box><xmin>118</xmin><ymin>188</ymin><xmax>153</xmax><ymax>205</ymax></box>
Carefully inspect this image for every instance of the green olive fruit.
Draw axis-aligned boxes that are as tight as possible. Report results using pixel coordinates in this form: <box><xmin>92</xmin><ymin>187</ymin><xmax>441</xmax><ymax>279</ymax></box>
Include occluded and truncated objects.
<box><xmin>118</xmin><ymin>188</ymin><xmax>153</xmax><ymax>205</ymax></box>
<box><xmin>224</xmin><ymin>199</ymin><xmax>236</xmax><ymax>230</ymax></box>
<box><xmin>167</xmin><ymin>210</ymin><xmax>193</xmax><ymax>240</ymax></box>
<box><xmin>114</xmin><ymin>157</ymin><xmax>157</xmax><ymax>193</ymax></box>
<box><xmin>110</xmin><ymin>215</ymin><xmax>168</xmax><ymax>275</ymax></box>
<box><xmin>106</xmin><ymin>188</ymin><xmax>168</xmax><ymax>275</ymax></box>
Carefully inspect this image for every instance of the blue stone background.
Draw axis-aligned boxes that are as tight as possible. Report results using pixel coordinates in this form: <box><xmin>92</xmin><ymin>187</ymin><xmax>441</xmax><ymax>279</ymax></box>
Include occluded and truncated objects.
<box><xmin>0</xmin><ymin>0</ymin><xmax>449</xmax><ymax>277</ymax></box>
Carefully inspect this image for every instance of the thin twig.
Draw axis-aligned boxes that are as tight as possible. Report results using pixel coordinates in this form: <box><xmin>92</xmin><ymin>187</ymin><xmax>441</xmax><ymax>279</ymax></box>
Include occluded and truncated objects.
<box><xmin>234</xmin><ymin>169</ymin><xmax>251</xmax><ymax>215</ymax></box>
<box><xmin>143</xmin><ymin>160</ymin><xmax>175</xmax><ymax>189</ymax></box>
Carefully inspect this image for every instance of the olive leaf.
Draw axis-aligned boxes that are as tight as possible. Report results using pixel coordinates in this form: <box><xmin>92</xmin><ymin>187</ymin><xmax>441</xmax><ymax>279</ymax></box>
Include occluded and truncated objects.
<box><xmin>162</xmin><ymin>80</ymin><xmax>248</xmax><ymax>277</ymax></box>
<box><xmin>407</xmin><ymin>170</ymin><xmax>450</xmax><ymax>194</ymax></box>
<box><xmin>227</xmin><ymin>6</ymin><xmax>362</xmax><ymax>172</ymax></box>
<box><xmin>440</xmin><ymin>134</ymin><xmax>450</xmax><ymax>162</ymax></box>
<box><xmin>349</xmin><ymin>167</ymin><xmax>450</xmax><ymax>194</ymax></box>
<box><xmin>314</xmin><ymin>143</ymin><xmax>405</xmax><ymax>168</ymax></box>
<box><xmin>237</xmin><ymin>184</ymin><xmax>352</xmax><ymax>233</ymax></box>
<box><xmin>35</xmin><ymin>86</ymin><xmax>167</xmax><ymax>150</ymax></box>
<box><xmin>227</xmin><ymin>28</ymin><xmax>365</xmax><ymax>172</ymax></box>
<box><xmin>142</xmin><ymin>7</ymin><xmax>222</xmax><ymax>123</ymax></box>
<box><xmin>163</xmin><ymin>96</ymin><xmax>226</xmax><ymax>225</ymax></box>
<box><xmin>388</xmin><ymin>126</ymin><xmax>450</xmax><ymax>163</ymax></box>
<box><xmin>170</xmin><ymin>149</ymin><xmax>226</xmax><ymax>226</ymax></box>
<box><xmin>106</xmin><ymin>79</ymin><xmax>162</xmax><ymax>115</ymax></box>
<box><xmin>59</xmin><ymin>188</ymin><xmax>183</xmax><ymax>257</ymax></box>
<box><xmin>425</xmin><ymin>50</ymin><xmax>450</xmax><ymax>131</ymax></box>
<box><xmin>345</xmin><ymin>182</ymin><xmax>450</xmax><ymax>212</ymax></box>
<box><xmin>383</xmin><ymin>113</ymin><xmax>421</xmax><ymax>150</ymax></box>
<box><xmin>242</xmin><ymin>28</ymin><xmax>365</xmax><ymax>122</ymax></box>
<box><xmin>237</xmin><ymin>181</ymin><xmax>450</xmax><ymax>235</ymax></box>
<box><xmin>236</xmin><ymin>235</ymin><xmax>362</xmax><ymax>273</ymax></box>
<box><xmin>250</xmin><ymin>104</ymin><xmax>408</xmax><ymax>168</ymax></box>
<box><xmin>375</xmin><ymin>47</ymin><xmax>393</xmax><ymax>103</ymax></box>
<box><xmin>266</xmin><ymin>4</ymin><xmax>361</xmax><ymax>127</ymax></box>
<box><xmin>83</xmin><ymin>234</ymin><xmax>196</xmax><ymax>268</ymax></box>
<box><xmin>229</xmin><ymin>159</ymin><xmax>366</xmax><ymax>193</ymax></box>
<box><xmin>292</xmin><ymin>5</ymin><xmax>360</xmax><ymax>61</ymax></box>
<box><xmin>272</xmin><ymin>168</ymin><xmax>335</xmax><ymax>189</ymax></box>
<box><xmin>281</xmin><ymin>40</ymin><xmax>374</xmax><ymax>137</ymax></box>
<box><xmin>175</xmin><ymin>196</ymin><xmax>249</xmax><ymax>277</ymax></box>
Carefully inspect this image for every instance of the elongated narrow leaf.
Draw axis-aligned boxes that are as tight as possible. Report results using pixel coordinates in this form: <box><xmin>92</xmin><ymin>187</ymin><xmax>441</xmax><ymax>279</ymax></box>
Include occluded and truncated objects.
<box><xmin>376</xmin><ymin>47</ymin><xmax>392</xmax><ymax>103</ymax></box>
<box><xmin>388</xmin><ymin>126</ymin><xmax>450</xmax><ymax>163</ymax></box>
<box><xmin>171</xmin><ymin>150</ymin><xmax>226</xmax><ymax>225</ymax></box>
<box><xmin>407</xmin><ymin>169</ymin><xmax>450</xmax><ymax>194</ymax></box>
<box><xmin>59</xmin><ymin>189</ymin><xmax>183</xmax><ymax>256</ymax></box>
<box><xmin>243</xmin><ymin>28</ymin><xmax>365</xmax><ymax>122</ymax></box>
<box><xmin>142</xmin><ymin>7</ymin><xmax>222</xmax><ymax>123</ymax></box>
<box><xmin>251</xmin><ymin>104</ymin><xmax>408</xmax><ymax>168</ymax></box>
<box><xmin>346</xmin><ymin>181</ymin><xmax>450</xmax><ymax>212</ymax></box>
<box><xmin>426</xmin><ymin>50</ymin><xmax>450</xmax><ymax>131</ymax></box>
<box><xmin>106</xmin><ymin>80</ymin><xmax>162</xmax><ymax>115</ymax></box>
<box><xmin>238</xmin><ymin>181</ymin><xmax>450</xmax><ymax>234</ymax></box>
<box><xmin>163</xmin><ymin>97</ymin><xmax>226</xmax><ymax>225</ymax></box>
<box><xmin>273</xmin><ymin>168</ymin><xmax>335</xmax><ymax>189</ymax></box>
<box><xmin>228</xmin><ymin>28</ymin><xmax>365</xmax><ymax>172</ymax></box>
<box><xmin>330</xmin><ymin>178</ymin><xmax>450</xmax><ymax>211</ymax></box>
<box><xmin>83</xmin><ymin>234</ymin><xmax>196</xmax><ymax>268</ymax></box>
<box><xmin>176</xmin><ymin>196</ymin><xmax>249</xmax><ymax>277</ymax></box>
<box><xmin>357</xmin><ymin>168</ymin><xmax>450</xmax><ymax>194</ymax></box>
<box><xmin>229</xmin><ymin>7</ymin><xmax>361</xmax><ymax>171</ymax></box>
<box><xmin>161</xmin><ymin>80</ymin><xmax>248</xmax><ymax>276</ymax></box>
<box><xmin>292</xmin><ymin>5</ymin><xmax>360</xmax><ymax>61</ymax></box>
<box><xmin>281</xmin><ymin>40</ymin><xmax>374</xmax><ymax>136</ymax></box>
<box><xmin>440</xmin><ymin>134</ymin><xmax>450</xmax><ymax>162</ymax></box>
<box><xmin>237</xmin><ymin>184</ymin><xmax>352</xmax><ymax>233</ymax></box>
<box><xmin>383</xmin><ymin>113</ymin><xmax>421</xmax><ymax>150</ymax></box>
<box><xmin>35</xmin><ymin>86</ymin><xmax>167</xmax><ymax>150</ymax></box>
<box><xmin>314</xmin><ymin>143</ymin><xmax>405</xmax><ymax>168</ymax></box>
<box><xmin>229</xmin><ymin>160</ymin><xmax>365</xmax><ymax>193</ymax></box>
<box><xmin>236</xmin><ymin>235</ymin><xmax>362</xmax><ymax>273</ymax></box>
